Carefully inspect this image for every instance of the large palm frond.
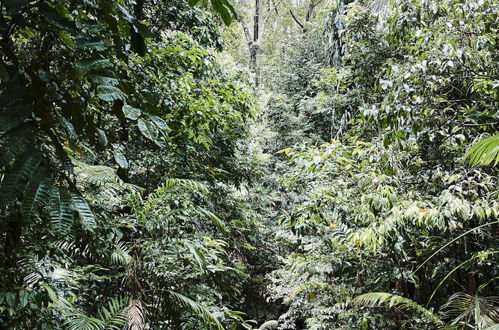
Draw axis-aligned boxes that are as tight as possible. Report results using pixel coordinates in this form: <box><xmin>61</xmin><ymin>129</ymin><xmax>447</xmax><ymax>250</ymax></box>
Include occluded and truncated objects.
<box><xmin>465</xmin><ymin>135</ymin><xmax>499</xmax><ymax>166</ymax></box>
<box><xmin>45</xmin><ymin>285</ymin><xmax>129</xmax><ymax>330</ymax></box>
<box><xmin>442</xmin><ymin>292</ymin><xmax>499</xmax><ymax>329</ymax></box>
<box><xmin>352</xmin><ymin>292</ymin><xmax>444</xmax><ymax>326</ymax></box>
<box><xmin>167</xmin><ymin>290</ymin><xmax>224</xmax><ymax>330</ymax></box>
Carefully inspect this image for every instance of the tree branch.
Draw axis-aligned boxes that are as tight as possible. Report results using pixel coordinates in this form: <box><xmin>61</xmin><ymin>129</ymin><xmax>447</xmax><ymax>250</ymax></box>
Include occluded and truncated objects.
<box><xmin>289</xmin><ymin>10</ymin><xmax>305</xmax><ymax>32</ymax></box>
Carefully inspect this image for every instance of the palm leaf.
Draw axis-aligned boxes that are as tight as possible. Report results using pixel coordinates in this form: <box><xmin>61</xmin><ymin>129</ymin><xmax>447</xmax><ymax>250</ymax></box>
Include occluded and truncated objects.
<box><xmin>198</xmin><ymin>207</ymin><xmax>227</xmax><ymax>233</ymax></box>
<box><xmin>21</xmin><ymin>167</ymin><xmax>53</xmax><ymax>218</ymax></box>
<box><xmin>97</xmin><ymin>296</ymin><xmax>129</xmax><ymax>330</ymax></box>
<box><xmin>167</xmin><ymin>291</ymin><xmax>224</xmax><ymax>330</ymax></box>
<box><xmin>465</xmin><ymin>135</ymin><xmax>499</xmax><ymax>166</ymax></box>
<box><xmin>442</xmin><ymin>292</ymin><xmax>499</xmax><ymax>328</ymax></box>
<box><xmin>126</xmin><ymin>299</ymin><xmax>145</xmax><ymax>330</ymax></box>
<box><xmin>352</xmin><ymin>292</ymin><xmax>444</xmax><ymax>326</ymax></box>
<box><xmin>161</xmin><ymin>178</ymin><xmax>209</xmax><ymax>194</ymax></box>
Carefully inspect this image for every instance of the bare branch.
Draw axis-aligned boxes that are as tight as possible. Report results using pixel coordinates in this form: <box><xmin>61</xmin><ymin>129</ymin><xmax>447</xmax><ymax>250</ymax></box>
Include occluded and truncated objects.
<box><xmin>290</xmin><ymin>10</ymin><xmax>305</xmax><ymax>32</ymax></box>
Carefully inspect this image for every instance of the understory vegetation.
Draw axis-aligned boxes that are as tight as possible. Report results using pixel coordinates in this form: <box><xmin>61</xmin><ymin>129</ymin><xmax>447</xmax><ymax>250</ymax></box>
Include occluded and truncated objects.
<box><xmin>0</xmin><ymin>0</ymin><xmax>498</xmax><ymax>329</ymax></box>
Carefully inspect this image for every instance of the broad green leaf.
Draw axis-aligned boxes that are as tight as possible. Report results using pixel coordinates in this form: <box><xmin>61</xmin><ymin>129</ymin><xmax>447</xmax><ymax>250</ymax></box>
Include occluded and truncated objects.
<box><xmin>97</xmin><ymin>85</ymin><xmax>126</xmax><ymax>102</ymax></box>
<box><xmin>112</xmin><ymin>144</ymin><xmax>129</xmax><ymax>169</ymax></box>
<box><xmin>122</xmin><ymin>105</ymin><xmax>141</xmax><ymax>120</ymax></box>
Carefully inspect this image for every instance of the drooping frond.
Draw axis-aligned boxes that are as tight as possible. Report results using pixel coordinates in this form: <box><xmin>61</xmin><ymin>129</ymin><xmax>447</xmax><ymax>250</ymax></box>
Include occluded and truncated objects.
<box><xmin>97</xmin><ymin>296</ymin><xmax>129</xmax><ymax>330</ymax></box>
<box><xmin>46</xmin><ymin>285</ymin><xmax>129</xmax><ymax>330</ymax></box>
<box><xmin>49</xmin><ymin>187</ymin><xmax>74</xmax><ymax>233</ymax></box>
<box><xmin>126</xmin><ymin>299</ymin><xmax>145</xmax><ymax>330</ymax></box>
<box><xmin>352</xmin><ymin>292</ymin><xmax>444</xmax><ymax>326</ymax></box>
<box><xmin>465</xmin><ymin>134</ymin><xmax>499</xmax><ymax>166</ymax></box>
<box><xmin>71</xmin><ymin>192</ymin><xmax>97</xmax><ymax>231</ymax></box>
<box><xmin>167</xmin><ymin>290</ymin><xmax>224</xmax><ymax>330</ymax></box>
<box><xmin>160</xmin><ymin>178</ymin><xmax>209</xmax><ymax>195</ymax></box>
<box><xmin>442</xmin><ymin>292</ymin><xmax>499</xmax><ymax>328</ymax></box>
<box><xmin>0</xmin><ymin>149</ymin><xmax>42</xmax><ymax>205</ymax></box>
<box><xmin>111</xmin><ymin>240</ymin><xmax>133</xmax><ymax>266</ymax></box>
<box><xmin>198</xmin><ymin>207</ymin><xmax>227</xmax><ymax>233</ymax></box>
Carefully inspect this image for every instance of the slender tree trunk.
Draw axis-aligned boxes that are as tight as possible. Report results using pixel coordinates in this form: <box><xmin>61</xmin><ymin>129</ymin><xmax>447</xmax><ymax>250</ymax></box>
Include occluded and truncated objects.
<box><xmin>250</xmin><ymin>0</ymin><xmax>261</xmax><ymax>87</ymax></box>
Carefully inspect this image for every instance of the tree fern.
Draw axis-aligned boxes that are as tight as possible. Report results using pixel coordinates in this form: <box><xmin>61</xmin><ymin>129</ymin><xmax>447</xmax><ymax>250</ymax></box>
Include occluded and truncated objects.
<box><xmin>167</xmin><ymin>290</ymin><xmax>224</xmax><ymax>330</ymax></box>
<box><xmin>352</xmin><ymin>292</ymin><xmax>444</xmax><ymax>326</ymax></box>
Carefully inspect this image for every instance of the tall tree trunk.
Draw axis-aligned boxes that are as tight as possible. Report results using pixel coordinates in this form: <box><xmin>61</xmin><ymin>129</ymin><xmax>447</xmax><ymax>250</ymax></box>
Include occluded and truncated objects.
<box><xmin>250</xmin><ymin>0</ymin><xmax>260</xmax><ymax>87</ymax></box>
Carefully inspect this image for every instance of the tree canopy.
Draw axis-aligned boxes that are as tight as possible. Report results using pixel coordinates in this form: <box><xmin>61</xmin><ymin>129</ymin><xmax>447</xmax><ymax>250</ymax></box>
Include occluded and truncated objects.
<box><xmin>0</xmin><ymin>0</ymin><xmax>498</xmax><ymax>329</ymax></box>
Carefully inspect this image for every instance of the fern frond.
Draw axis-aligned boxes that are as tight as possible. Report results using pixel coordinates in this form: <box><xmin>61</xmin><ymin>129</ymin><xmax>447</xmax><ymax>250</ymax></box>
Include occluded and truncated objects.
<box><xmin>167</xmin><ymin>290</ymin><xmax>224</xmax><ymax>330</ymax></box>
<box><xmin>465</xmin><ymin>134</ymin><xmax>499</xmax><ymax>166</ymax></box>
<box><xmin>160</xmin><ymin>178</ymin><xmax>209</xmax><ymax>195</ymax></box>
<box><xmin>352</xmin><ymin>292</ymin><xmax>443</xmax><ymax>325</ymax></box>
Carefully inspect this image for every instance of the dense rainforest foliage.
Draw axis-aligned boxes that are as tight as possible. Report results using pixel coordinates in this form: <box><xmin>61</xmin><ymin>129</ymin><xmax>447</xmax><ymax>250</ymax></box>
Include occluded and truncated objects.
<box><xmin>0</xmin><ymin>0</ymin><xmax>498</xmax><ymax>329</ymax></box>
